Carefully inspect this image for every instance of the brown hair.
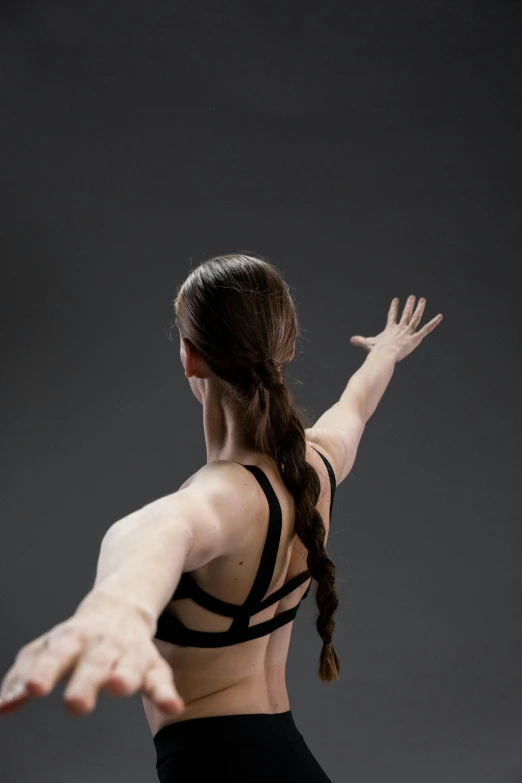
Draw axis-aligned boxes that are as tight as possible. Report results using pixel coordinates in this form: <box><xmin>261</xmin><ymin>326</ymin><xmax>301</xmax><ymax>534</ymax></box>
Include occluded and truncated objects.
<box><xmin>170</xmin><ymin>253</ymin><xmax>340</xmax><ymax>682</ymax></box>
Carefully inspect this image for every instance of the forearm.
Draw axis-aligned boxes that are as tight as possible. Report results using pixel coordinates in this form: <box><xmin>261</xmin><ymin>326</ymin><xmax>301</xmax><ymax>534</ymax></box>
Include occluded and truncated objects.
<box><xmin>340</xmin><ymin>343</ymin><xmax>400</xmax><ymax>421</ymax></box>
<box><xmin>75</xmin><ymin>496</ymin><xmax>193</xmax><ymax>634</ymax></box>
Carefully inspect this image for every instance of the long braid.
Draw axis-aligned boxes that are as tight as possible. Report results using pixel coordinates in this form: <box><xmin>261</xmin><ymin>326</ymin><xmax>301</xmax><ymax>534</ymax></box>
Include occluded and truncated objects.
<box><xmin>244</xmin><ymin>364</ymin><xmax>340</xmax><ymax>682</ymax></box>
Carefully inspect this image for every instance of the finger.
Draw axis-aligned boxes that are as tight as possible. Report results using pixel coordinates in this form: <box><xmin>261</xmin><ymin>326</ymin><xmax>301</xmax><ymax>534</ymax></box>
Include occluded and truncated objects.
<box><xmin>0</xmin><ymin>666</ymin><xmax>26</xmax><ymax>704</ymax></box>
<box><xmin>0</xmin><ymin>688</ymin><xmax>31</xmax><ymax>714</ymax></box>
<box><xmin>104</xmin><ymin>650</ymin><xmax>147</xmax><ymax>697</ymax></box>
<box><xmin>0</xmin><ymin>635</ymin><xmax>52</xmax><ymax>704</ymax></box>
<box><xmin>417</xmin><ymin>313</ymin><xmax>443</xmax><ymax>339</ymax></box>
<box><xmin>387</xmin><ymin>298</ymin><xmax>399</xmax><ymax>326</ymax></box>
<box><xmin>63</xmin><ymin>637</ymin><xmax>121</xmax><ymax>715</ymax></box>
<box><xmin>399</xmin><ymin>295</ymin><xmax>416</xmax><ymax>325</ymax></box>
<box><xmin>142</xmin><ymin>659</ymin><xmax>184</xmax><ymax>715</ymax></box>
<box><xmin>409</xmin><ymin>297</ymin><xmax>426</xmax><ymax>331</ymax></box>
<box><xmin>0</xmin><ymin>680</ymin><xmax>30</xmax><ymax>712</ymax></box>
<box><xmin>24</xmin><ymin>633</ymin><xmax>84</xmax><ymax>698</ymax></box>
<box><xmin>350</xmin><ymin>336</ymin><xmax>369</xmax><ymax>350</ymax></box>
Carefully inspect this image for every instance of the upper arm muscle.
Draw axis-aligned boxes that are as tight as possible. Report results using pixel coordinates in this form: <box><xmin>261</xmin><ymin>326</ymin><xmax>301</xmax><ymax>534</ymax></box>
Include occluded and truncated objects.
<box><xmin>306</xmin><ymin>402</ymin><xmax>366</xmax><ymax>486</ymax></box>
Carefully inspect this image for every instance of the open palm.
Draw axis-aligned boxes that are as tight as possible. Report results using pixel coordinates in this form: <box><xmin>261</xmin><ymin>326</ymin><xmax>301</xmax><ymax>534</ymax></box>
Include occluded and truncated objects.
<box><xmin>0</xmin><ymin>596</ymin><xmax>185</xmax><ymax>718</ymax></box>
<box><xmin>350</xmin><ymin>295</ymin><xmax>443</xmax><ymax>362</ymax></box>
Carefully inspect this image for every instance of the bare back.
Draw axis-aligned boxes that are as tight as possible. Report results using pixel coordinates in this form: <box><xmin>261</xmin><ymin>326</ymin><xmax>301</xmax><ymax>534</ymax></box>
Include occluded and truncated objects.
<box><xmin>142</xmin><ymin>438</ymin><xmax>336</xmax><ymax>736</ymax></box>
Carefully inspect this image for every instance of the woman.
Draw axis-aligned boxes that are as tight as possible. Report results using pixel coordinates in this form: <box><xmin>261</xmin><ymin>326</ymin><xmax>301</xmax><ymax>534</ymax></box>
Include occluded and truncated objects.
<box><xmin>0</xmin><ymin>253</ymin><xmax>443</xmax><ymax>781</ymax></box>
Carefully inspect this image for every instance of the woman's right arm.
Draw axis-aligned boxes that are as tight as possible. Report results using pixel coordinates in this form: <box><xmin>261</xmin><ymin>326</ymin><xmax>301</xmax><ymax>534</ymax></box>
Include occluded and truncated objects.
<box><xmin>307</xmin><ymin>295</ymin><xmax>443</xmax><ymax>486</ymax></box>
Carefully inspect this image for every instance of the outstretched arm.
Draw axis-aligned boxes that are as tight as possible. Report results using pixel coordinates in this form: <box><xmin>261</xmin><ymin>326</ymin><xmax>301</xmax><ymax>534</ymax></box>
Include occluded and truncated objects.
<box><xmin>83</xmin><ymin>459</ymin><xmax>257</xmax><ymax>628</ymax></box>
<box><xmin>307</xmin><ymin>295</ymin><xmax>443</xmax><ymax>485</ymax></box>
<box><xmin>0</xmin><ymin>461</ymin><xmax>258</xmax><ymax>718</ymax></box>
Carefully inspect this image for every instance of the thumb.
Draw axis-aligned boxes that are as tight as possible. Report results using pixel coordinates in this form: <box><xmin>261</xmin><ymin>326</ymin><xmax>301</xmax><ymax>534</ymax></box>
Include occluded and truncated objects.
<box><xmin>350</xmin><ymin>335</ymin><xmax>367</xmax><ymax>348</ymax></box>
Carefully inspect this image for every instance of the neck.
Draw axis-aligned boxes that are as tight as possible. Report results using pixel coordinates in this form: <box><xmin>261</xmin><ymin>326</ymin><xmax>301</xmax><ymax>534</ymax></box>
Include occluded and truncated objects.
<box><xmin>202</xmin><ymin>378</ymin><xmax>253</xmax><ymax>463</ymax></box>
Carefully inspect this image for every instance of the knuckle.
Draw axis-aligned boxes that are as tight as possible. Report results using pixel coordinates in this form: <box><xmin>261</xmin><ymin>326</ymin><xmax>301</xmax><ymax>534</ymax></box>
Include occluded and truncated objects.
<box><xmin>117</xmin><ymin>655</ymin><xmax>144</xmax><ymax>677</ymax></box>
<box><xmin>146</xmin><ymin>660</ymin><xmax>164</xmax><ymax>680</ymax></box>
<box><xmin>148</xmin><ymin>662</ymin><xmax>169</xmax><ymax>684</ymax></box>
<box><xmin>88</xmin><ymin>645</ymin><xmax>120</xmax><ymax>665</ymax></box>
<box><xmin>15</xmin><ymin>645</ymin><xmax>35</xmax><ymax>664</ymax></box>
<box><xmin>0</xmin><ymin>675</ymin><xmax>15</xmax><ymax>693</ymax></box>
<box><xmin>52</xmin><ymin>623</ymin><xmax>80</xmax><ymax>642</ymax></box>
<box><xmin>112</xmin><ymin>662</ymin><xmax>140</xmax><ymax>679</ymax></box>
<box><xmin>87</xmin><ymin>630</ymin><xmax>122</xmax><ymax>651</ymax></box>
<box><xmin>33</xmin><ymin>650</ymin><xmax>62</xmax><ymax>667</ymax></box>
<box><xmin>154</xmin><ymin>655</ymin><xmax>171</xmax><ymax>673</ymax></box>
<box><xmin>75</xmin><ymin>649</ymin><xmax>116</xmax><ymax>673</ymax></box>
<box><xmin>56</xmin><ymin>636</ymin><xmax>81</xmax><ymax>655</ymax></box>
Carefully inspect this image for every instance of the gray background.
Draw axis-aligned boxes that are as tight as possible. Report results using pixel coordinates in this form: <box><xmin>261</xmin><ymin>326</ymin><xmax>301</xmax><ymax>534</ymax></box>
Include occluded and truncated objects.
<box><xmin>1</xmin><ymin>2</ymin><xmax>521</xmax><ymax>781</ymax></box>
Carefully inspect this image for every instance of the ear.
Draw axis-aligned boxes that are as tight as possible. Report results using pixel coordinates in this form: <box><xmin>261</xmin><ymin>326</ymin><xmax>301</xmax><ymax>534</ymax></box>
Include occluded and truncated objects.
<box><xmin>181</xmin><ymin>337</ymin><xmax>194</xmax><ymax>377</ymax></box>
<box><xmin>182</xmin><ymin>338</ymin><xmax>209</xmax><ymax>379</ymax></box>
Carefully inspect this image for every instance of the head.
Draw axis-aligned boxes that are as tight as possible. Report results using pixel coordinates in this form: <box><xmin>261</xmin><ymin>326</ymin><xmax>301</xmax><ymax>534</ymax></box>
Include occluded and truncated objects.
<box><xmin>170</xmin><ymin>253</ymin><xmax>340</xmax><ymax>682</ymax></box>
<box><xmin>174</xmin><ymin>253</ymin><xmax>296</xmax><ymax>410</ymax></box>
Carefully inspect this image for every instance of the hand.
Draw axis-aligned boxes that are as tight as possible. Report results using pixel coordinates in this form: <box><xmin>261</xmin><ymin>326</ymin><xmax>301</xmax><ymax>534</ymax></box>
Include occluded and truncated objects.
<box><xmin>350</xmin><ymin>295</ymin><xmax>443</xmax><ymax>362</ymax></box>
<box><xmin>0</xmin><ymin>592</ymin><xmax>185</xmax><ymax>718</ymax></box>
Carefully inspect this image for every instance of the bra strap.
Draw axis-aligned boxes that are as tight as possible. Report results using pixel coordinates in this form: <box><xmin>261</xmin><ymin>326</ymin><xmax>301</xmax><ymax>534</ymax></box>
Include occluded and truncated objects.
<box><xmin>311</xmin><ymin>447</ymin><xmax>336</xmax><ymax>518</ymax></box>
<box><xmin>228</xmin><ymin>464</ymin><xmax>283</xmax><ymax>633</ymax></box>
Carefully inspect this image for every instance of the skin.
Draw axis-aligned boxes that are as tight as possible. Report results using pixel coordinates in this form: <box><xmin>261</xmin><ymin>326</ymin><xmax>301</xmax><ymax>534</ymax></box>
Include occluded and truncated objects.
<box><xmin>0</xmin><ymin>295</ymin><xmax>442</xmax><ymax>721</ymax></box>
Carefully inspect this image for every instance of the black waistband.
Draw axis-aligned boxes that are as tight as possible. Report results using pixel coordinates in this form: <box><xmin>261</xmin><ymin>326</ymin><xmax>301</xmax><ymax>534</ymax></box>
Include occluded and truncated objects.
<box><xmin>154</xmin><ymin>710</ymin><xmax>303</xmax><ymax>762</ymax></box>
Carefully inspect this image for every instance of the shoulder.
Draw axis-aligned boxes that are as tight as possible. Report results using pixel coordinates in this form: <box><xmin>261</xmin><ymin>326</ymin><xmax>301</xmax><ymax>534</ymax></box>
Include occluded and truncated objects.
<box><xmin>177</xmin><ymin>460</ymin><xmax>262</xmax><ymax>571</ymax></box>
<box><xmin>182</xmin><ymin>459</ymin><xmax>260</xmax><ymax>500</ymax></box>
<box><xmin>305</xmin><ymin>428</ymin><xmax>344</xmax><ymax>487</ymax></box>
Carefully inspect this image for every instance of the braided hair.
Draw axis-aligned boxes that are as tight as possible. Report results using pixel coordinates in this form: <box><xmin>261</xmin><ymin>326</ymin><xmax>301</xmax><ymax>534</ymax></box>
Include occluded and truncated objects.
<box><xmin>170</xmin><ymin>253</ymin><xmax>340</xmax><ymax>682</ymax></box>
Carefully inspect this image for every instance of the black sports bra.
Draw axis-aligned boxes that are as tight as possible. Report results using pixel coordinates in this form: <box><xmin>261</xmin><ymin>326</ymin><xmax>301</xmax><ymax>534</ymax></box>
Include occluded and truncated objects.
<box><xmin>153</xmin><ymin>447</ymin><xmax>336</xmax><ymax>648</ymax></box>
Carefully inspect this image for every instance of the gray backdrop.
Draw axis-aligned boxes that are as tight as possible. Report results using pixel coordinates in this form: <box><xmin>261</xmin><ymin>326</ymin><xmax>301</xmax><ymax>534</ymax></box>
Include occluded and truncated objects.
<box><xmin>1</xmin><ymin>2</ymin><xmax>521</xmax><ymax>781</ymax></box>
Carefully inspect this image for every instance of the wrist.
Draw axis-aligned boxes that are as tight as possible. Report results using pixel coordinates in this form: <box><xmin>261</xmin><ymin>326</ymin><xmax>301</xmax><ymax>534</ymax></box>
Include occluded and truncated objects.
<box><xmin>369</xmin><ymin>341</ymin><xmax>401</xmax><ymax>361</ymax></box>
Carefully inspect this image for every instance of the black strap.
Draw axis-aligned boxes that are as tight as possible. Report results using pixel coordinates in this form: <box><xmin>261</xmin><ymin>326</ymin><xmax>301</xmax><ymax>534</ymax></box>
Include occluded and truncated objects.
<box><xmin>155</xmin><ymin>602</ymin><xmax>303</xmax><ymax>648</ymax></box>
<box><xmin>311</xmin><ymin>447</ymin><xmax>336</xmax><ymax>518</ymax></box>
<box><xmin>173</xmin><ymin>573</ymin><xmax>242</xmax><ymax>616</ymax></box>
<box><xmin>227</xmin><ymin>464</ymin><xmax>283</xmax><ymax>634</ymax></box>
<box><xmin>255</xmin><ymin>570</ymin><xmax>311</xmax><ymax>611</ymax></box>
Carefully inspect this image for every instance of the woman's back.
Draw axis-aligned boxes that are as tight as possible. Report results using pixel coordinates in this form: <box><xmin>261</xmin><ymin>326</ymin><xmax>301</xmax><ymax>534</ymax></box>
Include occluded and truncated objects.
<box><xmin>143</xmin><ymin>437</ymin><xmax>337</xmax><ymax>736</ymax></box>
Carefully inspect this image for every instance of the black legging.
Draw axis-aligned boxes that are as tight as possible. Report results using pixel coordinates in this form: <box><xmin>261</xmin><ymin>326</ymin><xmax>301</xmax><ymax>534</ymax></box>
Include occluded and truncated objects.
<box><xmin>153</xmin><ymin>710</ymin><xmax>334</xmax><ymax>782</ymax></box>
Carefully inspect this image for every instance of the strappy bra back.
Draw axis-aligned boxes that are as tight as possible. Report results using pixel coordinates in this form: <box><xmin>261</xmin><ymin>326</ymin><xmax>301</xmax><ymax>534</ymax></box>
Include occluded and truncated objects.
<box><xmin>154</xmin><ymin>447</ymin><xmax>336</xmax><ymax>648</ymax></box>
